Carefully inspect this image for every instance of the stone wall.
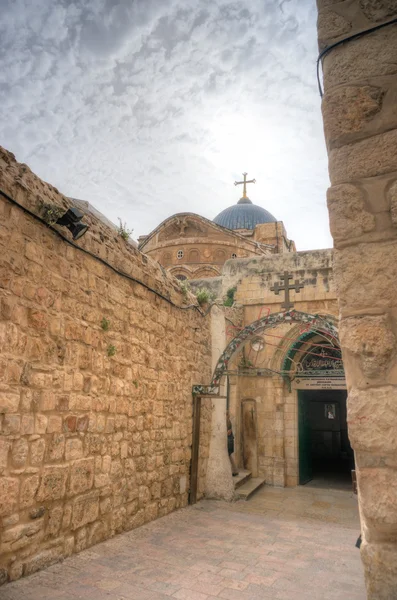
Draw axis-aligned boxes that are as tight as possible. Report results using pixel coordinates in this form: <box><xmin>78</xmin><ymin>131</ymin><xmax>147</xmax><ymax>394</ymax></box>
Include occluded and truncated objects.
<box><xmin>0</xmin><ymin>147</ymin><xmax>212</xmax><ymax>584</ymax></box>
<box><xmin>317</xmin><ymin>2</ymin><xmax>397</xmax><ymax>597</ymax></box>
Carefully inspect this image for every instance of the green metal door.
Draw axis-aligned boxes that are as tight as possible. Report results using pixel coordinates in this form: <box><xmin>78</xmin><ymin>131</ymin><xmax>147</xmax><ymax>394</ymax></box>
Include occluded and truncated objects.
<box><xmin>298</xmin><ymin>391</ymin><xmax>312</xmax><ymax>484</ymax></box>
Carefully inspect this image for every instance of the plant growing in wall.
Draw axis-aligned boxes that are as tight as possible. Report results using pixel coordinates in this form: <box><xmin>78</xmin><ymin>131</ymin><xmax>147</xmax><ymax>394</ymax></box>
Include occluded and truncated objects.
<box><xmin>224</xmin><ymin>287</ymin><xmax>237</xmax><ymax>307</ymax></box>
<box><xmin>41</xmin><ymin>203</ymin><xmax>64</xmax><ymax>224</ymax></box>
<box><xmin>107</xmin><ymin>344</ymin><xmax>116</xmax><ymax>357</ymax></box>
<box><xmin>101</xmin><ymin>317</ymin><xmax>110</xmax><ymax>331</ymax></box>
<box><xmin>179</xmin><ymin>280</ymin><xmax>190</xmax><ymax>300</ymax></box>
<box><xmin>117</xmin><ymin>218</ymin><xmax>133</xmax><ymax>241</ymax></box>
<box><xmin>195</xmin><ymin>287</ymin><xmax>215</xmax><ymax>306</ymax></box>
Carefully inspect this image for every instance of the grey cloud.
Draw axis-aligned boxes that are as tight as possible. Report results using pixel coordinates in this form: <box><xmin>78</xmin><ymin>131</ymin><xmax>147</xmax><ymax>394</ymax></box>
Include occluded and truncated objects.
<box><xmin>0</xmin><ymin>0</ymin><xmax>330</xmax><ymax>251</ymax></box>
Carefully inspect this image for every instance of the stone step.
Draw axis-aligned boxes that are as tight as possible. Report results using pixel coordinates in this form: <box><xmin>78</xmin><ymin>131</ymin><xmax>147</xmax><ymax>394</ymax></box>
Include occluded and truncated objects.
<box><xmin>235</xmin><ymin>477</ymin><xmax>266</xmax><ymax>500</ymax></box>
<box><xmin>233</xmin><ymin>470</ymin><xmax>252</xmax><ymax>490</ymax></box>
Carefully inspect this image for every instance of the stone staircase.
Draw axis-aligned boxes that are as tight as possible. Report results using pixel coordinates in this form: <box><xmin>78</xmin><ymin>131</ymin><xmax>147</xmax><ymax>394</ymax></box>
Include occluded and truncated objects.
<box><xmin>234</xmin><ymin>469</ymin><xmax>266</xmax><ymax>500</ymax></box>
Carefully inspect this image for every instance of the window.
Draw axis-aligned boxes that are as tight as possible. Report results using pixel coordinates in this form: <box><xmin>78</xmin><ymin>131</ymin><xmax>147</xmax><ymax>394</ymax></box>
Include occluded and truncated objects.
<box><xmin>188</xmin><ymin>249</ymin><xmax>200</xmax><ymax>263</ymax></box>
<box><xmin>177</xmin><ymin>250</ymin><xmax>184</xmax><ymax>259</ymax></box>
<box><xmin>163</xmin><ymin>252</ymin><xmax>172</xmax><ymax>265</ymax></box>
<box><xmin>175</xmin><ymin>274</ymin><xmax>187</xmax><ymax>281</ymax></box>
<box><xmin>251</xmin><ymin>337</ymin><xmax>265</xmax><ymax>352</ymax></box>
<box><xmin>231</xmin><ymin>253</ymin><xmax>237</xmax><ymax>259</ymax></box>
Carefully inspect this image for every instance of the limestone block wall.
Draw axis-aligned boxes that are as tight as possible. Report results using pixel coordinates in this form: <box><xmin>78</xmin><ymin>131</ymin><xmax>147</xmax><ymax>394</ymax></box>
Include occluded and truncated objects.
<box><xmin>317</xmin><ymin>2</ymin><xmax>397</xmax><ymax>597</ymax></box>
<box><xmin>0</xmin><ymin>147</ymin><xmax>212</xmax><ymax>584</ymax></box>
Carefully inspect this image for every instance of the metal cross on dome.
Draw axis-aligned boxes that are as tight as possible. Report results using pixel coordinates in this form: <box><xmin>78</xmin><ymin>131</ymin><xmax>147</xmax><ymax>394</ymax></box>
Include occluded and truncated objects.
<box><xmin>270</xmin><ymin>271</ymin><xmax>305</xmax><ymax>310</ymax></box>
<box><xmin>234</xmin><ymin>172</ymin><xmax>256</xmax><ymax>199</ymax></box>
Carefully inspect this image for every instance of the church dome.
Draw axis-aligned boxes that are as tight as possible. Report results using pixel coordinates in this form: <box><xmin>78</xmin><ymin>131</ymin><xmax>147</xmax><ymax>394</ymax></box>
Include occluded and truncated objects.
<box><xmin>213</xmin><ymin>197</ymin><xmax>277</xmax><ymax>230</ymax></box>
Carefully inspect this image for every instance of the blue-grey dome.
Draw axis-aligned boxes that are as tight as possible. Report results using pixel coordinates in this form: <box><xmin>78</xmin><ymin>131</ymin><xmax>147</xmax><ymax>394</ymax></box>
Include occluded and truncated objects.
<box><xmin>213</xmin><ymin>197</ymin><xmax>277</xmax><ymax>230</ymax></box>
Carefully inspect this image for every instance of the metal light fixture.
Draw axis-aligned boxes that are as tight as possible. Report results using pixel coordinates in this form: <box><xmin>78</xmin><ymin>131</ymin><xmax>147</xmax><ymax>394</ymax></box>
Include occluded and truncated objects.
<box><xmin>56</xmin><ymin>207</ymin><xmax>89</xmax><ymax>240</ymax></box>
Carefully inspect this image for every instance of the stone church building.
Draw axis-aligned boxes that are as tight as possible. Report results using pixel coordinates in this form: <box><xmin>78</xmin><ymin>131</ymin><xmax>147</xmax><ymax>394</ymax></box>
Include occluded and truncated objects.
<box><xmin>138</xmin><ymin>174</ymin><xmax>295</xmax><ymax>281</ymax></box>
<box><xmin>139</xmin><ymin>174</ymin><xmax>346</xmax><ymax>491</ymax></box>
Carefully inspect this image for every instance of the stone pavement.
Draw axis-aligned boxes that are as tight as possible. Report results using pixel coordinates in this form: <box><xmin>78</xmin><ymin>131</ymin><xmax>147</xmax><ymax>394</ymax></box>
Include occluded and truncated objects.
<box><xmin>0</xmin><ymin>485</ymin><xmax>366</xmax><ymax>600</ymax></box>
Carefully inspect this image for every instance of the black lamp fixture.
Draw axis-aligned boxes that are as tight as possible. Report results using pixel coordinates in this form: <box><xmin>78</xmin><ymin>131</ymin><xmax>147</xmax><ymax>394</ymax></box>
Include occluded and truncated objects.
<box><xmin>56</xmin><ymin>207</ymin><xmax>89</xmax><ymax>240</ymax></box>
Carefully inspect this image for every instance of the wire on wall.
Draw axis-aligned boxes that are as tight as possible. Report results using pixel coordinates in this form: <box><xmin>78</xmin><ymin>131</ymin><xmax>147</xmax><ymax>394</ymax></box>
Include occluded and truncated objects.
<box><xmin>317</xmin><ymin>17</ymin><xmax>397</xmax><ymax>98</ymax></box>
<box><xmin>0</xmin><ymin>188</ymin><xmax>210</xmax><ymax>316</ymax></box>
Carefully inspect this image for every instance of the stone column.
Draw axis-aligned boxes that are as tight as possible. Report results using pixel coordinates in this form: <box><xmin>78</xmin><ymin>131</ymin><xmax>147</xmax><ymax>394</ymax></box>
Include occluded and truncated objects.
<box><xmin>205</xmin><ymin>306</ymin><xmax>235</xmax><ymax>501</ymax></box>
<box><xmin>317</xmin><ymin>2</ymin><xmax>397</xmax><ymax>597</ymax></box>
<box><xmin>273</xmin><ymin>376</ymin><xmax>286</xmax><ymax>487</ymax></box>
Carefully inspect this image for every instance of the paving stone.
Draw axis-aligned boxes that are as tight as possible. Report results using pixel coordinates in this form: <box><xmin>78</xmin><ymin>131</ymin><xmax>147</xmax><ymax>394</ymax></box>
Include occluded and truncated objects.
<box><xmin>0</xmin><ymin>486</ymin><xmax>366</xmax><ymax>600</ymax></box>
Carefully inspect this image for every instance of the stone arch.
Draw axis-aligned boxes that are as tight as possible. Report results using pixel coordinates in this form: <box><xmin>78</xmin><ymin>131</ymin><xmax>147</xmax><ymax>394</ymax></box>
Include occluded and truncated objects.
<box><xmin>188</xmin><ymin>248</ymin><xmax>200</xmax><ymax>263</ymax></box>
<box><xmin>214</xmin><ymin>248</ymin><xmax>226</xmax><ymax>263</ymax></box>
<box><xmin>169</xmin><ymin>266</ymin><xmax>191</xmax><ymax>280</ymax></box>
<box><xmin>269</xmin><ymin>313</ymin><xmax>341</xmax><ymax>375</ymax></box>
<box><xmin>193</xmin><ymin>265</ymin><xmax>221</xmax><ymax>278</ymax></box>
<box><xmin>211</xmin><ymin>310</ymin><xmax>339</xmax><ymax>387</ymax></box>
<box><xmin>162</xmin><ymin>251</ymin><xmax>172</xmax><ymax>265</ymax></box>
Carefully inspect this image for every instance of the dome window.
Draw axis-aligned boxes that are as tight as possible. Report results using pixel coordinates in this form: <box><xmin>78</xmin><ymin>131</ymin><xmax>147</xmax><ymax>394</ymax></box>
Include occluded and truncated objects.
<box><xmin>177</xmin><ymin>250</ymin><xmax>184</xmax><ymax>259</ymax></box>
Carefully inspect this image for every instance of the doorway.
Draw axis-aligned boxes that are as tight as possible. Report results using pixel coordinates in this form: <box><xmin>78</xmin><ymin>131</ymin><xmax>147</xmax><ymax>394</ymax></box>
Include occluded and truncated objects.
<box><xmin>298</xmin><ymin>389</ymin><xmax>353</xmax><ymax>490</ymax></box>
<box><xmin>241</xmin><ymin>399</ymin><xmax>258</xmax><ymax>477</ymax></box>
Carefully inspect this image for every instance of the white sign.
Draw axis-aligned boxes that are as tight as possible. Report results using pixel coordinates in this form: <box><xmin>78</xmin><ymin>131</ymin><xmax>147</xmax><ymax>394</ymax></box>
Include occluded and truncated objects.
<box><xmin>293</xmin><ymin>376</ymin><xmax>346</xmax><ymax>390</ymax></box>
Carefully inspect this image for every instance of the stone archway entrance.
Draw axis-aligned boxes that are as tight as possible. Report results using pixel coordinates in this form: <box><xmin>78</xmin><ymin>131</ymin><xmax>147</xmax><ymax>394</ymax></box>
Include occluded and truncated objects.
<box><xmin>282</xmin><ymin>328</ymin><xmax>352</xmax><ymax>489</ymax></box>
<box><xmin>192</xmin><ymin>310</ymin><xmax>347</xmax><ymax>499</ymax></box>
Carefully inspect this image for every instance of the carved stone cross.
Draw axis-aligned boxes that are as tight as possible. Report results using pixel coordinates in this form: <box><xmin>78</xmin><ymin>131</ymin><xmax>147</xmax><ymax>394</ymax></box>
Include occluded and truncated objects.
<box><xmin>270</xmin><ymin>271</ymin><xmax>304</xmax><ymax>310</ymax></box>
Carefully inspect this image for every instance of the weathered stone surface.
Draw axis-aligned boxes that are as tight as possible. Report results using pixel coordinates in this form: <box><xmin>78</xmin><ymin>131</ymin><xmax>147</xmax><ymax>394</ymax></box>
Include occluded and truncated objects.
<box><xmin>12</xmin><ymin>438</ymin><xmax>28</xmax><ymax>467</ymax></box>
<box><xmin>361</xmin><ymin>540</ymin><xmax>397</xmax><ymax>600</ymax></box>
<box><xmin>23</xmin><ymin>546</ymin><xmax>63</xmax><ymax>576</ymax></box>
<box><xmin>37</xmin><ymin>466</ymin><xmax>68</xmax><ymax>501</ymax></box>
<box><xmin>3</xmin><ymin>415</ymin><xmax>21</xmax><ymax>435</ymax></box>
<box><xmin>71</xmin><ymin>493</ymin><xmax>99</xmax><ymax>530</ymax></box>
<box><xmin>46</xmin><ymin>434</ymin><xmax>65</xmax><ymax>462</ymax></box>
<box><xmin>330</xmin><ymin>130</ymin><xmax>397</xmax><ymax>185</ymax></box>
<box><xmin>359</xmin><ymin>0</ymin><xmax>397</xmax><ymax>22</ymax></box>
<box><xmin>339</xmin><ymin>315</ymin><xmax>395</xmax><ymax>378</ymax></box>
<box><xmin>327</xmin><ymin>184</ymin><xmax>375</xmax><ymax>242</ymax></box>
<box><xmin>322</xmin><ymin>86</ymin><xmax>384</xmax><ymax>148</ymax></box>
<box><xmin>323</xmin><ymin>28</ymin><xmax>397</xmax><ymax>89</ymax></box>
<box><xmin>47</xmin><ymin>505</ymin><xmax>63</xmax><ymax>537</ymax></box>
<box><xmin>30</xmin><ymin>438</ymin><xmax>45</xmax><ymax>466</ymax></box>
<box><xmin>20</xmin><ymin>475</ymin><xmax>39</xmax><ymax>509</ymax></box>
<box><xmin>348</xmin><ymin>387</ymin><xmax>397</xmax><ymax>453</ymax></box>
<box><xmin>388</xmin><ymin>180</ymin><xmax>397</xmax><ymax>226</ymax></box>
<box><xmin>69</xmin><ymin>458</ymin><xmax>95</xmax><ymax>495</ymax></box>
<box><xmin>0</xmin><ymin>391</ymin><xmax>19</xmax><ymax>413</ymax></box>
<box><xmin>358</xmin><ymin>467</ymin><xmax>397</xmax><ymax>535</ymax></box>
<box><xmin>317</xmin><ymin>9</ymin><xmax>352</xmax><ymax>47</ymax></box>
<box><xmin>0</xmin><ymin>439</ymin><xmax>10</xmax><ymax>469</ymax></box>
<box><xmin>65</xmin><ymin>438</ymin><xmax>83</xmax><ymax>461</ymax></box>
<box><xmin>334</xmin><ymin>242</ymin><xmax>397</xmax><ymax>311</ymax></box>
<box><xmin>0</xmin><ymin>478</ymin><xmax>19</xmax><ymax>516</ymax></box>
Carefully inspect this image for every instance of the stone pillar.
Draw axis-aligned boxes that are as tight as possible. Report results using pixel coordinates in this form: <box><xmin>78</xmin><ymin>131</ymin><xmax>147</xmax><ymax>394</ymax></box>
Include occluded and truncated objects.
<box><xmin>205</xmin><ymin>306</ymin><xmax>235</xmax><ymax>500</ymax></box>
<box><xmin>273</xmin><ymin>376</ymin><xmax>286</xmax><ymax>487</ymax></box>
<box><xmin>317</xmin><ymin>2</ymin><xmax>397</xmax><ymax>597</ymax></box>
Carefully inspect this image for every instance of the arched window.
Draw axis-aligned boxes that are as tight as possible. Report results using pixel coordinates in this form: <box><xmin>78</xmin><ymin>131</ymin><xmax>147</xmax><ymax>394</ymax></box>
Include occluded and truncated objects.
<box><xmin>163</xmin><ymin>252</ymin><xmax>172</xmax><ymax>265</ymax></box>
<box><xmin>188</xmin><ymin>249</ymin><xmax>200</xmax><ymax>263</ymax></box>
<box><xmin>215</xmin><ymin>249</ymin><xmax>226</xmax><ymax>263</ymax></box>
<box><xmin>175</xmin><ymin>274</ymin><xmax>187</xmax><ymax>281</ymax></box>
<box><xmin>231</xmin><ymin>253</ymin><xmax>237</xmax><ymax>259</ymax></box>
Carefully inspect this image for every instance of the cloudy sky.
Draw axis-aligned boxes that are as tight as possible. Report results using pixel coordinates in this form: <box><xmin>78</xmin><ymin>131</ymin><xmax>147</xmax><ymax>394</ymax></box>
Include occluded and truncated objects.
<box><xmin>0</xmin><ymin>0</ymin><xmax>332</xmax><ymax>250</ymax></box>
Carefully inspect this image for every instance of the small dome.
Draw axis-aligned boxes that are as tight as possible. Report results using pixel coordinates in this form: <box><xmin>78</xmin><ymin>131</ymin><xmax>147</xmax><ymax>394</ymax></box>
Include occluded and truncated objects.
<box><xmin>213</xmin><ymin>197</ymin><xmax>277</xmax><ymax>230</ymax></box>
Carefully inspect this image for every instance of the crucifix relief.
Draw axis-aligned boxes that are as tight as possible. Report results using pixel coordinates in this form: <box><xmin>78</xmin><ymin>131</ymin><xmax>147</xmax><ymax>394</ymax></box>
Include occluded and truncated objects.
<box><xmin>270</xmin><ymin>271</ymin><xmax>304</xmax><ymax>310</ymax></box>
<box><xmin>234</xmin><ymin>172</ymin><xmax>256</xmax><ymax>199</ymax></box>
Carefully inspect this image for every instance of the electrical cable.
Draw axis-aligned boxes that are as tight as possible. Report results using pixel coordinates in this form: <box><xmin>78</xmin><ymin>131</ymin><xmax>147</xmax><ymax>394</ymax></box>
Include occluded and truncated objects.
<box><xmin>0</xmin><ymin>188</ymin><xmax>209</xmax><ymax>316</ymax></box>
<box><xmin>317</xmin><ymin>17</ymin><xmax>397</xmax><ymax>98</ymax></box>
